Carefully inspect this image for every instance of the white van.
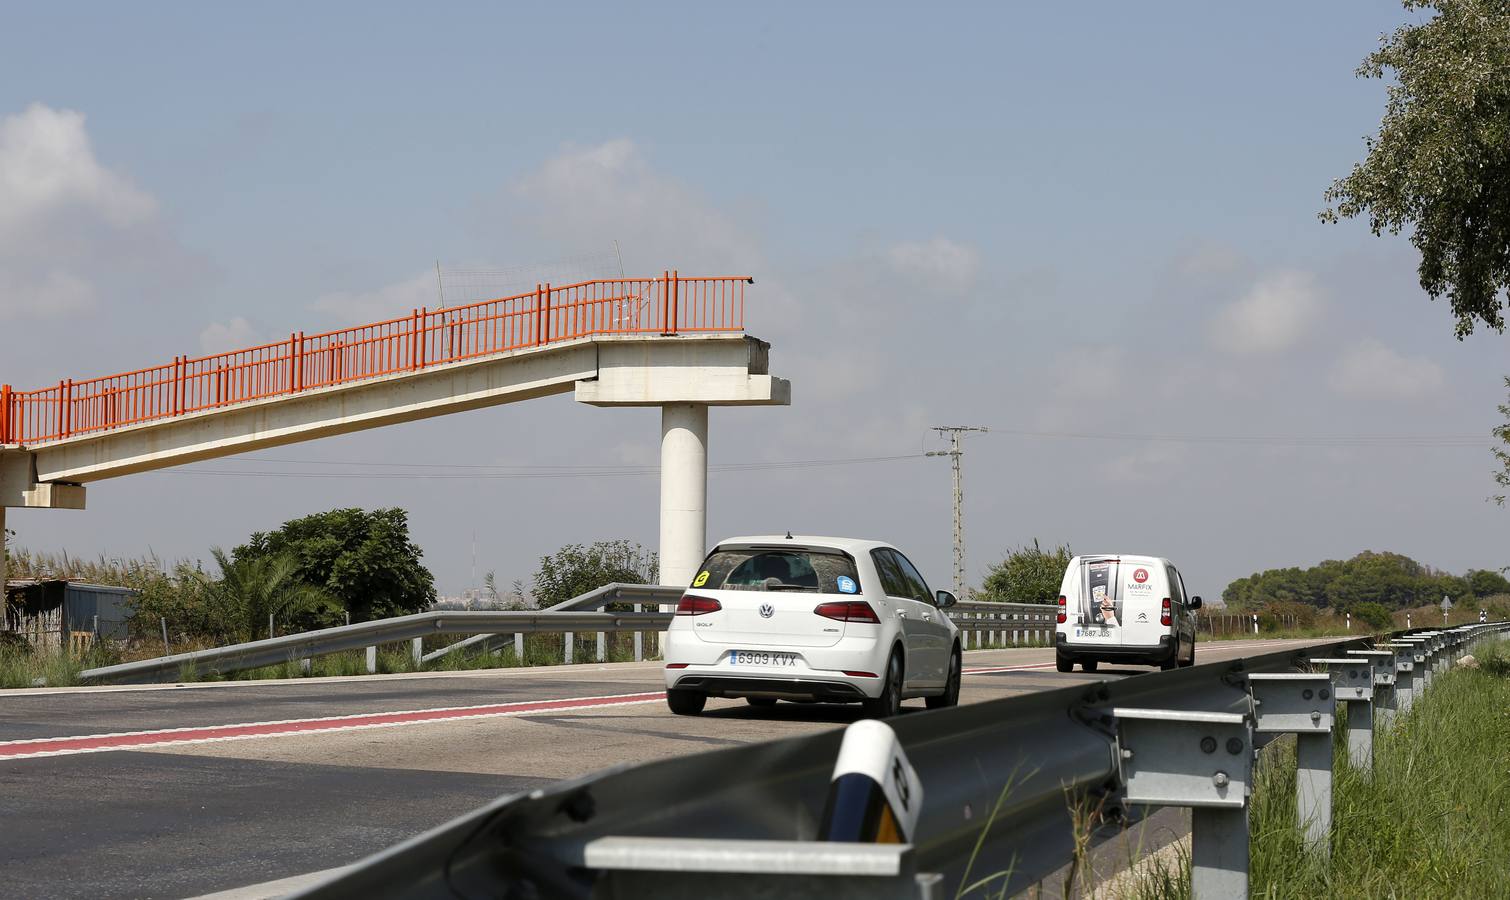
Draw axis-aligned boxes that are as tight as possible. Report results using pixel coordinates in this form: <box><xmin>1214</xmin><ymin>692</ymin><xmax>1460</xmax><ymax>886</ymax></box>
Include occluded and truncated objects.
<box><xmin>1053</xmin><ymin>554</ymin><xmax>1201</xmax><ymax>672</ymax></box>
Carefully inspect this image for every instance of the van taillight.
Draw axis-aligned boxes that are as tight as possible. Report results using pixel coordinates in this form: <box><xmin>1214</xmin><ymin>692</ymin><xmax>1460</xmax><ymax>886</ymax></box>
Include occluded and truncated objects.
<box><xmin>676</xmin><ymin>596</ymin><xmax>722</xmax><ymax>616</ymax></box>
<box><xmin>1056</xmin><ymin>595</ymin><xmax>1067</xmax><ymax>624</ymax></box>
<box><xmin>1160</xmin><ymin>597</ymin><xmax>1171</xmax><ymax>627</ymax></box>
<box><xmin>815</xmin><ymin>602</ymin><xmax>880</xmax><ymax>623</ymax></box>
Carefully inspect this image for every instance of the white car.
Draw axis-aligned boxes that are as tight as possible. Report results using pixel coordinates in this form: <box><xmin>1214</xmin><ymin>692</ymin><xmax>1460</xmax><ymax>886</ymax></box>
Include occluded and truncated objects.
<box><xmin>663</xmin><ymin>535</ymin><xmax>962</xmax><ymax>717</ymax></box>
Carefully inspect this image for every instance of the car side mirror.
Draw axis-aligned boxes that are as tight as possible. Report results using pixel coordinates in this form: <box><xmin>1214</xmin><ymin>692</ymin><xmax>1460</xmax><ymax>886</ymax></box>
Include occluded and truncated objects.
<box><xmin>935</xmin><ymin>590</ymin><xmax>958</xmax><ymax>609</ymax></box>
<box><xmin>1189</xmin><ymin>596</ymin><xmax>1203</xmax><ymax>610</ymax></box>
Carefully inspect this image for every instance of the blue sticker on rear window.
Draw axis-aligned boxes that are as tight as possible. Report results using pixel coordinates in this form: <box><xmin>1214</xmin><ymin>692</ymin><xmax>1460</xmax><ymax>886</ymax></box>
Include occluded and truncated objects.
<box><xmin>836</xmin><ymin>576</ymin><xmax>857</xmax><ymax>594</ymax></box>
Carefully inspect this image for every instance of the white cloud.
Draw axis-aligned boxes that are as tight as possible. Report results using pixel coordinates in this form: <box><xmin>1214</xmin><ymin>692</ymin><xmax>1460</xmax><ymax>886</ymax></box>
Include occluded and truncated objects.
<box><xmin>512</xmin><ymin>139</ymin><xmax>767</xmax><ymax>281</ymax></box>
<box><xmin>1207</xmin><ymin>270</ymin><xmax>1322</xmax><ymax>354</ymax></box>
<box><xmin>1327</xmin><ymin>338</ymin><xmax>1445</xmax><ymax>400</ymax></box>
<box><xmin>0</xmin><ymin>103</ymin><xmax>155</xmax><ymax>235</ymax></box>
<box><xmin>312</xmin><ymin>271</ymin><xmax>437</xmax><ymax>323</ymax></box>
<box><xmin>0</xmin><ymin>103</ymin><xmax>160</xmax><ymax>321</ymax></box>
<box><xmin>199</xmin><ymin>317</ymin><xmax>260</xmax><ymax>354</ymax></box>
<box><xmin>885</xmin><ymin>238</ymin><xmax>980</xmax><ymax>291</ymax></box>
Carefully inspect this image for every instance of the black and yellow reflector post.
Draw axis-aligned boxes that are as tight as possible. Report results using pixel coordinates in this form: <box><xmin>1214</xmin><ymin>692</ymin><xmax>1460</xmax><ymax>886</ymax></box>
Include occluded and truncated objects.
<box><xmin>818</xmin><ymin>719</ymin><xmax>923</xmax><ymax>844</ymax></box>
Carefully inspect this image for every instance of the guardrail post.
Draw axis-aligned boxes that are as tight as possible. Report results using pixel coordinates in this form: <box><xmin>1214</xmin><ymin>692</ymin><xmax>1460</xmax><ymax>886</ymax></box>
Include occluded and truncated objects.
<box><xmin>634</xmin><ymin>604</ymin><xmax>644</xmax><ymax>661</ymax></box>
<box><xmin>1310</xmin><ymin>658</ymin><xmax>1375</xmax><ymax>772</ymax></box>
<box><xmin>301</xmin><ymin>657</ymin><xmax>311</xmax><ymax>675</ymax></box>
<box><xmin>366</xmin><ymin>645</ymin><xmax>378</xmax><ymax>674</ymax></box>
<box><xmin>411</xmin><ymin>637</ymin><xmax>423</xmax><ymax>668</ymax></box>
<box><xmin>1112</xmin><ymin>707</ymin><xmax>1254</xmax><ymax>899</ymax></box>
<box><xmin>1248</xmin><ymin>673</ymin><xmax>1334</xmax><ymax>853</ymax></box>
<box><xmin>564</xmin><ymin>631</ymin><xmax>574</xmax><ymax>665</ymax></box>
<box><xmin>597</xmin><ymin>630</ymin><xmax>606</xmax><ymax>663</ymax></box>
<box><xmin>514</xmin><ymin>632</ymin><xmax>524</xmax><ymax>661</ymax></box>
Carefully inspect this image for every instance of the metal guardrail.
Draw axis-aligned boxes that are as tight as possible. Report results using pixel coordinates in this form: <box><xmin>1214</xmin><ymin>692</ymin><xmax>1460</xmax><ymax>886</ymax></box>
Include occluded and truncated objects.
<box><xmin>78</xmin><ymin>583</ymin><xmax>682</xmax><ymax>684</ymax></box>
<box><xmin>288</xmin><ymin>623</ymin><xmax>1508</xmax><ymax>899</ymax></box>
<box><xmin>79</xmin><ymin>586</ymin><xmax>1048</xmax><ymax>684</ymax></box>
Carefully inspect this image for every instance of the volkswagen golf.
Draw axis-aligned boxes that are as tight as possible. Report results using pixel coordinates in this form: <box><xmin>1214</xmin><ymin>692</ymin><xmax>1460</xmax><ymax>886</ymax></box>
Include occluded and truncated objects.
<box><xmin>662</xmin><ymin>535</ymin><xmax>962</xmax><ymax>717</ymax></box>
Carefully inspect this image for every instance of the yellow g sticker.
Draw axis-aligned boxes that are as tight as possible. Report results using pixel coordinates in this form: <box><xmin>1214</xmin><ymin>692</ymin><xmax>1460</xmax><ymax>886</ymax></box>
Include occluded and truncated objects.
<box><xmin>693</xmin><ymin>571</ymin><xmax>710</xmax><ymax>587</ymax></box>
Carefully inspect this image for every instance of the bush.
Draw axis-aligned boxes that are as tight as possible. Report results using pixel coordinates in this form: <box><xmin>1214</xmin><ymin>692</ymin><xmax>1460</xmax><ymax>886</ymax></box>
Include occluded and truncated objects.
<box><xmin>1349</xmin><ymin>601</ymin><xmax>1394</xmax><ymax>631</ymax></box>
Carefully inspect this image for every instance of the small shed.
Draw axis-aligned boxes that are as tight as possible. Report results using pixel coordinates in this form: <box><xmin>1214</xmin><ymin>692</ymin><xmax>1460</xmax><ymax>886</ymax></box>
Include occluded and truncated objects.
<box><xmin>3</xmin><ymin>579</ymin><xmax>136</xmax><ymax>651</ymax></box>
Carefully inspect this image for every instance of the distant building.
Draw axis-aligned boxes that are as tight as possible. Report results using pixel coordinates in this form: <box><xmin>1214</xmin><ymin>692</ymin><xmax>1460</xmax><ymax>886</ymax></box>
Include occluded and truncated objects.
<box><xmin>3</xmin><ymin>580</ymin><xmax>136</xmax><ymax>652</ymax></box>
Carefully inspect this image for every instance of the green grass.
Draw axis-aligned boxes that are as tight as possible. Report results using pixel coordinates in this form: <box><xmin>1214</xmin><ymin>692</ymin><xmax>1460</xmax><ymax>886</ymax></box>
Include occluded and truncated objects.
<box><xmin>0</xmin><ymin>645</ymin><xmax>121</xmax><ymax>688</ymax></box>
<box><xmin>1124</xmin><ymin>639</ymin><xmax>1510</xmax><ymax>899</ymax></box>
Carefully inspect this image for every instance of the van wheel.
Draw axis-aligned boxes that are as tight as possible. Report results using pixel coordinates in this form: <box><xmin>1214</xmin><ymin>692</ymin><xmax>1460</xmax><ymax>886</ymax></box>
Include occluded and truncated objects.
<box><xmin>1159</xmin><ymin>650</ymin><xmax>1179</xmax><ymax>671</ymax></box>
<box><xmin>1081</xmin><ymin>660</ymin><xmax>1099</xmax><ymax>673</ymax></box>
<box><xmin>667</xmin><ymin>689</ymin><xmax>706</xmax><ymax>716</ymax></box>
<box><xmin>1056</xmin><ymin>654</ymin><xmax>1073</xmax><ymax>673</ymax></box>
<box><xmin>747</xmin><ymin>697</ymin><xmax>778</xmax><ymax>708</ymax></box>
<box><xmin>926</xmin><ymin>648</ymin><xmax>961</xmax><ymax>710</ymax></box>
<box><xmin>861</xmin><ymin>650</ymin><xmax>904</xmax><ymax>718</ymax></box>
<box><xmin>1179</xmin><ymin>645</ymin><xmax>1195</xmax><ymax>668</ymax></box>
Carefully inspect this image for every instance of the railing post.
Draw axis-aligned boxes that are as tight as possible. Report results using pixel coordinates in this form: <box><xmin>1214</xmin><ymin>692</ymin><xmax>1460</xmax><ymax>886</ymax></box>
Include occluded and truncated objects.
<box><xmin>172</xmin><ymin>356</ymin><xmax>184</xmax><ymax>415</ymax></box>
<box><xmin>0</xmin><ymin>384</ymin><xmax>10</xmax><ymax>444</ymax></box>
<box><xmin>292</xmin><ymin>331</ymin><xmax>304</xmax><ymax>391</ymax></box>
<box><xmin>542</xmin><ymin>282</ymin><xmax>552</xmax><ymax>344</ymax></box>
<box><xmin>410</xmin><ymin>309</ymin><xmax>421</xmax><ymax>370</ymax></box>
<box><xmin>288</xmin><ymin>332</ymin><xmax>299</xmax><ymax>391</ymax></box>
<box><xmin>660</xmin><ymin>270</ymin><xmax>671</xmax><ymax>332</ymax></box>
<box><xmin>535</xmin><ymin>284</ymin><xmax>545</xmax><ymax>346</ymax></box>
<box><xmin>668</xmin><ymin>269</ymin><xmax>680</xmax><ymax>334</ymax></box>
<box><xmin>417</xmin><ymin>307</ymin><xmax>428</xmax><ymax>368</ymax></box>
<box><xmin>61</xmin><ymin>378</ymin><xmax>73</xmax><ymax>437</ymax></box>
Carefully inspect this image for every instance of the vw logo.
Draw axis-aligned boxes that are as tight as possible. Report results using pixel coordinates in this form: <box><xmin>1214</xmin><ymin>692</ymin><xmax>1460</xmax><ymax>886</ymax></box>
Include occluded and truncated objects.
<box><xmin>759</xmin><ymin>603</ymin><xmax>775</xmax><ymax>619</ymax></box>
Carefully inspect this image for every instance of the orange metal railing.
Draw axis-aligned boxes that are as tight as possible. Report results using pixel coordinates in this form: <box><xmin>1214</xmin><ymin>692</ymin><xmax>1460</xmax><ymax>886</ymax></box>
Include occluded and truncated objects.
<box><xmin>0</xmin><ymin>272</ymin><xmax>748</xmax><ymax>445</ymax></box>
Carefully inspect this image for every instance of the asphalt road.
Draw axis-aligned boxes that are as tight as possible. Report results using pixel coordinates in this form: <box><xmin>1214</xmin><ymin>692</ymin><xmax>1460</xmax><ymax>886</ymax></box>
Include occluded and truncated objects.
<box><xmin>0</xmin><ymin>638</ymin><xmax>1325</xmax><ymax>899</ymax></box>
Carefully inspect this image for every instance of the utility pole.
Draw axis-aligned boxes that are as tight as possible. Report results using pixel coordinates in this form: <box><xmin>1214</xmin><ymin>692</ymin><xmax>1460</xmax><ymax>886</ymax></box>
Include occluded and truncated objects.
<box><xmin>926</xmin><ymin>425</ymin><xmax>988</xmax><ymax>599</ymax></box>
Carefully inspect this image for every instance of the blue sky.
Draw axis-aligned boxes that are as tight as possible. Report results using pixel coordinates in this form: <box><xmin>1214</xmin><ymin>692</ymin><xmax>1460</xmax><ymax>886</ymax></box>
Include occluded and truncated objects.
<box><xmin>3</xmin><ymin>2</ymin><xmax>1505</xmax><ymax>601</ymax></box>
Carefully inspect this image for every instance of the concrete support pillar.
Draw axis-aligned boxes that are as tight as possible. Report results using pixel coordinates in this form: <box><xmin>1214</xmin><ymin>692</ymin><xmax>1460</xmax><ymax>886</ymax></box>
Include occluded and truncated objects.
<box><xmin>659</xmin><ymin>403</ymin><xmax>708</xmax><ymax>591</ymax></box>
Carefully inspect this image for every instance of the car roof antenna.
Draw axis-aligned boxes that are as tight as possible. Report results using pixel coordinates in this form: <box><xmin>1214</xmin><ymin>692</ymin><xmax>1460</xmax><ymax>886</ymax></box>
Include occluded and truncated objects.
<box><xmin>785</xmin><ymin>530</ymin><xmax>793</xmax><ymax>539</ymax></box>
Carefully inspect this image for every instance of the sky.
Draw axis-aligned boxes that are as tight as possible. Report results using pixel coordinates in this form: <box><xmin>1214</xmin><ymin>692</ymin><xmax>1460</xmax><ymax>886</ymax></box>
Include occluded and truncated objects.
<box><xmin>2</xmin><ymin>2</ymin><xmax>1507</xmax><ymax>601</ymax></box>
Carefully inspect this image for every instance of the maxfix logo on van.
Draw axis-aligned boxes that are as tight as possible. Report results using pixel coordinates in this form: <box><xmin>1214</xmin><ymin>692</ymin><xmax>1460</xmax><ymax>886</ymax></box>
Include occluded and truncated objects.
<box><xmin>1127</xmin><ymin>567</ymin><xmax>1153</xmax><ymax>592</ymax></box>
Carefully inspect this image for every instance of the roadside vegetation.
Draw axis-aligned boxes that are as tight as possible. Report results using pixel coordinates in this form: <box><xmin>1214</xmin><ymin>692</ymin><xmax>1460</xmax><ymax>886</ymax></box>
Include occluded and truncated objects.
<box><xmin>1123</xmin><ymin>639</ymin><xmax>1510</xmax><ymax>899</ymax></box>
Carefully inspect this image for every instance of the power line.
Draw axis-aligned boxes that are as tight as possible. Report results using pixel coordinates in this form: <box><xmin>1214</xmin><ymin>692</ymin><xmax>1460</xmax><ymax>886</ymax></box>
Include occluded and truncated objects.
<box><xmin>987</xmin><ymin>428</ymin><xmax>1490</xmax><ymax>447</ymax></box>
<box><xmin>149</xmin><ymin>453</ymin><xmax>925</xmax><ymax>480</ymax></box>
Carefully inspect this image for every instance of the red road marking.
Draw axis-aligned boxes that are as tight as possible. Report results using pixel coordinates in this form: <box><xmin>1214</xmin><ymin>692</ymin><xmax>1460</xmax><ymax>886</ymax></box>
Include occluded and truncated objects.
<box><xmin>0</xmin><ymin>691</ymin><xmax>666</xmax><ymax>761</ymax></box>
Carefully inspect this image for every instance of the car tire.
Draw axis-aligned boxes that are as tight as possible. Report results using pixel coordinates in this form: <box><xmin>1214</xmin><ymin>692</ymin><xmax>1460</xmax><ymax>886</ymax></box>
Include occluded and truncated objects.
<box><xmin>1056</xmin><ymin>654</ymin><xmax>1073</xmax><ymax>673</ymax></box>
<box><xmin>1159</xmin><ymin>649</ymin><xmax>1179</xmax><ymax>671</ymax></box>
<box><xmin>747</xmin><ymin>697</ymin><xmax>778</xmax><ymax>708</ymax></box>
<box><xmin>861</xmin><ymin>650</ymin><xmax>904</xmax><ymax>719</ymax></box>
<box><xmin>1081</xmin><ymin>660</ymin><xmax>1099</xmax><ymax>673</ymax></box>
<box><xmin>926</xmin><ymin>647</ymin><xmax>961</xmax><ymax>710</ymax></box>
<box><xmin>666</xmin><ymin>688</ymin><xmax>706</xmax><ymax>716</ymax></box>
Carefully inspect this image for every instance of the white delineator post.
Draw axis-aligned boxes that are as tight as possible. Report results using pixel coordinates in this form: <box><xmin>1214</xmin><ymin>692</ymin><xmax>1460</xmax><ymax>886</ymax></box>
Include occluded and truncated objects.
<box><xmin>659</xmin><ymin>403</ymin><xmax>708</xmax><ymax>592</ymax></box>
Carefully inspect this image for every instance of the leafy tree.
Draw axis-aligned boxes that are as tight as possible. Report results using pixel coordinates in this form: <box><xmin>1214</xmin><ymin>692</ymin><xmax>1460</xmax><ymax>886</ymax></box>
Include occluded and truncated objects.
<box><xmin>980</xmin><ymin>540</ymin><xmax>1073</xmax><ymax>604</ymax></box>
<box><xmin>1350</xmin><ymin>601</ymin><xmax>1396</xmax><ymax>631</ymax></box>
<box><xmin>532</xmin><ymin>540</ymin><xmax>658</xmax><ymax>609</ymax></box>
<box><xmin>1466</xmin><ymin>568</ymin><xmax>1510</xmax><ymax>597</ymax></box>
<box><xmin>206</xmin><ymin>547</ymin><xmax>338</xmax><ymax>642</ymax></box>
<box><xmin>235</xmin><ymin>508</ymin><xmax>435</xmax><ymax>622</ymax></box>
<box><xmin>1322</xmin><ymin>1</ymin><xmax>1510</xmax><ymax>337</ymax></box>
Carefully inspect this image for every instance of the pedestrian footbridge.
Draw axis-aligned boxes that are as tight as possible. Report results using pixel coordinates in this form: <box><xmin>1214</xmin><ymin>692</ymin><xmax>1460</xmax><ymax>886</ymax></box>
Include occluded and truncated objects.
<box><xmin>0</xmin><ymin>272</ymin><xmax>789</xmax><ymax>587</ymax></box>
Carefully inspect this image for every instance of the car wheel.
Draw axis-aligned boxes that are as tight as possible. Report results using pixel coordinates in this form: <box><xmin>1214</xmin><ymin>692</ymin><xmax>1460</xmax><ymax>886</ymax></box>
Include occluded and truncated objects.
<box><xmin>1081</xmin><ymin>660</ymin><xmax>1099</xmax><ymax>673</ymax></box>
<box><xmin>666</xmin><ymin>688</ymin><xmax>706</xmax><ymax>716</ymax></box>
<box><xmin>861</xmin><ymin>650</ymin><xmax>903</xmax><ymax>719</ymax></box>
<box><xmin>926</xmin><ymin>647</ymin><xmax>961</xmax><ymax>710</ymax></box>
<box><xmin>747</xmin><ymin>697</ymin><xmax>778</xmax><ymax>708</ymax></box>
<box><xmin>1159</xmin><ymin>649</ymin><xmax>1178</xmax><ymax>671</ymax></box>
<box><xmin>1056</xmin><ymin>654</ymin><xmax>1073</xmax><ymax>673</ymax></box>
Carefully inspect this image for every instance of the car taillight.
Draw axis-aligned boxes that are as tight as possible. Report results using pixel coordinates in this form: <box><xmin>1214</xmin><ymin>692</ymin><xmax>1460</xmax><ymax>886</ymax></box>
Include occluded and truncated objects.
<box><xmin>843</xmin><ymin>670</ymin><xmax>879</xmax><ymax>678</ymax></box>
<box><xmin>676</xmin><ymin>596</ymin><xmax>722</xmax><ymax>616</ymax></box>
<box><xmin>1161</xmin><ymin>597</ymin><xmax>1171</xmax><ymax>627</ymax></box>
<box><xmin>814</xmin><ymin>601</ymin><xmax>880</xmax><ymax>623</ymax></box>
<box><xmin>665</xmin><ymin>663</ymin><xmax>689</xmax><ymax>668</ymax></box>
<box><xmin>1057</xmin><ymin>595</ymin><xmax>1067</xmax><ymax>624</ymax></box>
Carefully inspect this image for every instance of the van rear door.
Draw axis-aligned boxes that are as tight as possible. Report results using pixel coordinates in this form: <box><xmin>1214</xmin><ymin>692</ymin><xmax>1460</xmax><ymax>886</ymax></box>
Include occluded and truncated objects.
<box><xmin>1116</xmin><ymin>561</ymin><xmax>1168</xmax><ymax>647</ymax></box>
<box><xmin>1067</xmin><ymin>557</ymin><xmax>1124</xmax><ymax>646</ymax></box>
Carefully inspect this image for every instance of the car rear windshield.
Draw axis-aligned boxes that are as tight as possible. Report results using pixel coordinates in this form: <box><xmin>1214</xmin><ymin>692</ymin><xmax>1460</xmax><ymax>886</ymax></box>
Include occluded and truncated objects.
<box><xmin>693</xmin><ymin>547</ymin><xmax>861</xmax><ymax>594</ymax></box>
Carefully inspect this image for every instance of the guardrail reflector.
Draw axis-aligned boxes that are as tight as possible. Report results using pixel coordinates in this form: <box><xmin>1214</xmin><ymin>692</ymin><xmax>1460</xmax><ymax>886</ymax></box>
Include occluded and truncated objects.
<box><xmin>819</xmin><ymin>720</ymin><xmax>923</xmax><ymax>844</ymax></box>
